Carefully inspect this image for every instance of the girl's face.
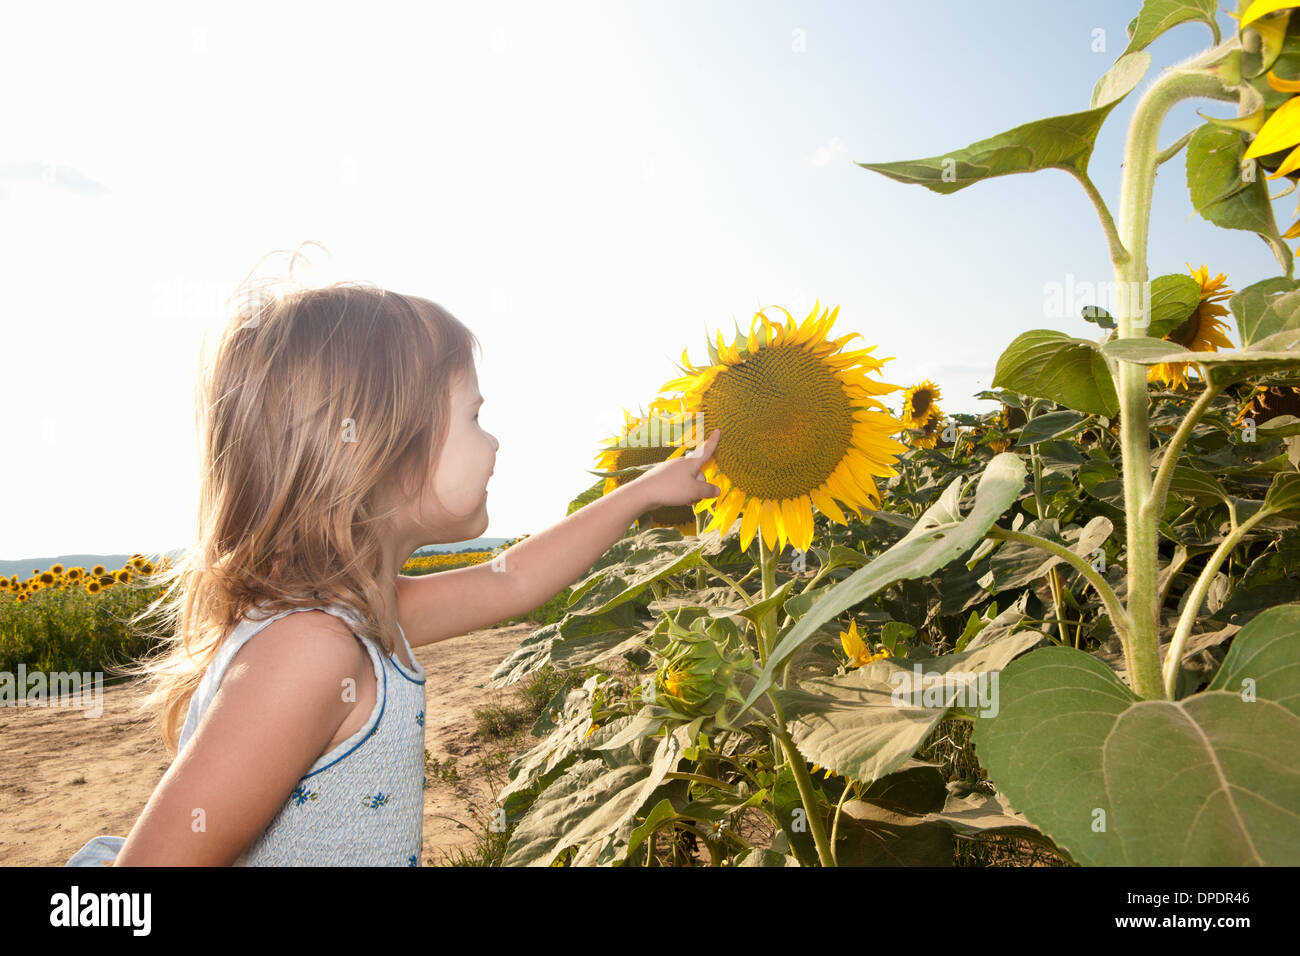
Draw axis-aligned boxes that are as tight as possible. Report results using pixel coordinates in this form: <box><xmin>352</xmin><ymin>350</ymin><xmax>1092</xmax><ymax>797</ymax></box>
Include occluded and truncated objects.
<box><xmin>410</xmin><ymin>363</ymin><xmax>499</xmax><ymax>543</ymax></box>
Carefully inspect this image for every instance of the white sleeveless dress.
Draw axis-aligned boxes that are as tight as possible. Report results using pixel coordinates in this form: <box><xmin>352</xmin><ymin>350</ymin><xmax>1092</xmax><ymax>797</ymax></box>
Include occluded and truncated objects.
<box><xmin>66</xmin><ymin>601</ymin><xmax>428</xmax><ymax>866</ymax></box>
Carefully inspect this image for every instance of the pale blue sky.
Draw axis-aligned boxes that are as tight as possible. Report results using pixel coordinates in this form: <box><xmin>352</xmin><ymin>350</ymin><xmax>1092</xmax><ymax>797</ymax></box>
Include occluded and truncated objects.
<box><xmin>0</xmin><ymin>1</ymin><xmax>1278</xmax><ymax>559</ymax></box>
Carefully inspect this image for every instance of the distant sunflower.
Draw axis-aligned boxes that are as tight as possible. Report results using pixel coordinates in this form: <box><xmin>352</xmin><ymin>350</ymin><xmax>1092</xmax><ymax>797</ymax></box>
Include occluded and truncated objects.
<box><xmin>594</xmin><ymin>408</ymin><xmax>697</xmax><ymax>536</ymax></box>
<box><xmin>1232</xmin><ymin>383</ymin><xmax>1300</xmax><ymax>426</ymax></box>
<box><xmin>984</xmin><ymin>403</ymin><xmax>1024</xmax><ymax>454</ymax></box>
<box><xmin>1147</xmin><ymin>264</ymin><xmax>1236</xmax><ymax>391</ymax></box>
<box><xmin>899</xmin><ymin>380</ymin><xmax>942</xmax><ymax>429</ymax></box>
<box><xmin>906</xmin><ymin>414</ymin><xmax>945</xmax><ymax>449</ymax></box>
<box><xmin>654</xmin><ymin>301</ymin><xmax>908</xmax><ymax>554</ymax></box>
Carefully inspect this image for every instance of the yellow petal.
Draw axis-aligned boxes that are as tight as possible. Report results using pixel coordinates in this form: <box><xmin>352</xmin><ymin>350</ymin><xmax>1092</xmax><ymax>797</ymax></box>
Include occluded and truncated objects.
<box><xmin>825</xmin><ymin>469</ymin><xmax>865</xmax><ymax>516</ymax></box>
<box><xmin>1267</xmin><ymin>144</ymin><xmax>1300</xmax><ymax>178</ymax></box>
<box><xmin>1267</xmin><ymin>68</ymin><xmax>1300</xmax><ymax>94</ymax></box>
<box><xmin>1241</xmin><ymin>0</ymin><xmax>1300</xmax><ymax>29</ymax></box>
<box><xmin>811</xmin><ymin>485</ymin><xmax>848</xmax><ymax>525</ymax></box>
<box><xmin>739</xmin><ymin>501</ymin><xmax>762</xmax><ymax>551</ymax></box>
<box><xmin>797</xmin><ymin>496</ymin><xmax>815</xmax><ymax>552</ymax></box>
<box><xmin>717</xmin><ymin>488</ymin><xmax>746</xmax><ymax>535</ymax></box>
<box><xmin>772</xmin><ymin>498</ymin><xmax>790</xmax><ymax>551</ymax></box>
<box><xmin>1244</xmin><ymin>96</ymin><xmax>1300</xmax><ymax>158</ymax></box>
<box><xmin>792</xmin><ymin>308</ymin><xmax>820</xmax><ymax>346</ymax></box>
<box><xmin>778</xmin><ymin>498</ymin><xmax>800</xmax><ymax>552</ymax></box>
<box><xmin>760</xmin><ymin>499</ymin><xmax>780</xmax><ymax>551</ymax></box>
<box><xmin>841</xmin><ymin>620</ymin><xmax>868</xmax><ymax>660</ymax></box>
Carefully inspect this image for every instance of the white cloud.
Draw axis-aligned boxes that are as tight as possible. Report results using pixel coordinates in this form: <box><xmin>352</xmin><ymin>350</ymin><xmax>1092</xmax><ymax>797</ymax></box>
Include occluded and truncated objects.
<box><xmin>810</xmin><ymin>136</ymin><xmax>847</xmax><ymax>167</ymax></box>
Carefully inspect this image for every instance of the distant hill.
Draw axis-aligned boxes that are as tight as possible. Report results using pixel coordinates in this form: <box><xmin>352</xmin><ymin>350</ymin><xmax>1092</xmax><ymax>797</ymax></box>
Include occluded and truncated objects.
<box><xmin>412</xmin><ymin>537</ymin><xmax>512</xmax><ymax>556</ymax></box>
<box><xmin>0</xmin><ymin>538</ymin><xmax>516</xmax><ymax>580</ymax></box>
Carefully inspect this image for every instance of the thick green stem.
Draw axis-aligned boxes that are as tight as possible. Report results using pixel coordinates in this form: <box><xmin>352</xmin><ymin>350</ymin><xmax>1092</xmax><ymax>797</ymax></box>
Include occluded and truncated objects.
<box><xmin>1162</xmin><ymin>506</ymin><xmax>1274</xmax><ymax>697</ymax></box>
<box><xmin>772</xmin><ymin>724</ymin><xmax>836</xmax><ymax>867</ymax></box>
<box><xmin>756</xmin><ymin>536</ymin><xmax>836</xmax><ymax>866</ymax></box>
<box><xmin>1113</xmin><ymin>63</ymin><xmax>1239</xmax><ymax>700</ymax></box>
<box><xmin>694</xmin><ymin>510</ymin><xmax>707</xmax><ymax>589</ymax></box>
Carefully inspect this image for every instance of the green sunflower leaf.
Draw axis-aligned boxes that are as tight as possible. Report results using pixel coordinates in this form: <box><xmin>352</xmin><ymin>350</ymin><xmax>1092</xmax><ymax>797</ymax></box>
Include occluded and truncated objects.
<box><xmin>1186</xmin><ymin>123</ymin><xmax>1294</xmax><ymax>278</ymax></box>
<box><xmin>566</xmin><ymin>477</ymin><xmax>609</xmax><ymax>516</ymax></box>
<box><xmin>993</xmin><ymin>330</ymin><xmax>1120</xmax><ymax>418</ymax></box>
<box><xmin>972</xmin><ymin>604</ymin><xmax>1300</xmax><ymax>866</ymax></box>
<box><xmin>1120</xmin><ymin>0</ymin><xmax>1220</xmax><ymax>57</ymax></box>
<box><xmin>730</xmin><ymin>453</ymin><xmax>1027</xmax><ymax>719</ymax></box>
<box><xmin>768</xmin><ymin>628</ymin><xmax>1043</xmax><ymax>786</ymax></box>
<box><xmin>1101</xmin><ymin>326</ymin><xmax>1300</xmax><ymax>387</ymax></box>
<box><xmin>564</xmin><ymin>527</ymin><xmax>705</xmax><ymax>616</ymax></box>
<box><xmin>1259</xmin><ymin>413</ymin><xmax>1300</xmax><ymax>437</ymax></box>
<box><xmin>1228</xmin><ymin>275</ymin><xmax>1300</xmax><ymax>347</ymax></box>
<box><xmin>1081</xmin><ymin>304</ymin><xmax>1115</xmax><ymax>328</ymax></box>
<box><xmin>1015</xmin><ymin>409</ymin><xmax>1089</xmax><ymax>445</ymax></box>
<box><xmin>856</xmin><ymin>52</ymin><xmax>1149</xmax><ymax>194</ymax></box>
<box><xmin>1146</xmin><ymin>273</ymin><xmax>1203</xmax><ymax>339</ymax></box>
<box><xmin>1167</xmin><ymin>464</ymin><xmax>1231</xmax><ymax>506</ymax></box>
<box><xmin>502</xmin><ymin>717</ymin><xmax>701</xmax><ymax>867</ymax></box>
<box><xmin>1264</xmin><ymin>471</ymin><xmax>1300</xmax><ymax>515</ymax></box>
<box><xmin>486</xmin><ymin>600</ymin><xmax>642</xmax><ymax>689</ymax></box>
<box><xmin>921</xmin><ymin>789</ymin><xmax>1062</xmax><ymax>856</ymax></box>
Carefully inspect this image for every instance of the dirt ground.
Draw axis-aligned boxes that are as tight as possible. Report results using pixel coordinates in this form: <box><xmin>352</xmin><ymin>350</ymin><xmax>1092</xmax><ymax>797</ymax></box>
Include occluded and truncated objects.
<box><xmin>0</xmin><ymin>621</ymin><xmax>540</xmax><ymax>866</ymax></box>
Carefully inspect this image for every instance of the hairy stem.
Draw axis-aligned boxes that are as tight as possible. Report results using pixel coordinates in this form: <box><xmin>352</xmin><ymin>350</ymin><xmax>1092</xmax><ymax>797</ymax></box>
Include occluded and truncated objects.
<box><xmin>1163</xmin><ymin>506</ymin><xmax>1273</xmax><ymax>697</ymax></box>
<box><xmin>986</xmin><ymin>526</ymin><xmax>1133</xmax><ymax>641</ymax></box>
<box><xmin>1113</xmin><ymin>63</ymin><xmax>1239</xmax><ymax>700</ymax></box>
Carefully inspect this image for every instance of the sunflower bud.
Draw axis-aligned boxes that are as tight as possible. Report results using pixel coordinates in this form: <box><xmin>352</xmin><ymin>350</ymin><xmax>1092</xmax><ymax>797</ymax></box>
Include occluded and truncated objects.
<box><xmin>654</xmin><ymin>624</ymin><xmax>756</xmax><ymax>718</ymax></box>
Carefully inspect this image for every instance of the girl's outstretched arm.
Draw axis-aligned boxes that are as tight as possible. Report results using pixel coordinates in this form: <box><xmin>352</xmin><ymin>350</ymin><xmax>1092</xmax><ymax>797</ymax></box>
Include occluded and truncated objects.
<box><xmin>498</xmin><ymin>427</ymin><xmax>722</xmax><ymax>616</ymax></box>
<box><xmin>399</xmin><ymin>429</ymin><xmax>721</xmax><ymax>645</ymax></box>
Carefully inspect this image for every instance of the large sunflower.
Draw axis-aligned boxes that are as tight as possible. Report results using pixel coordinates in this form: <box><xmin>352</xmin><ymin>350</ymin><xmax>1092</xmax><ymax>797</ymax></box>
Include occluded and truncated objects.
<box><xmin>594</xmin><ymin>409</ymin><xmax>697</xmax><ymax>535</ymax></box>
<box><xmin>652</xmin><ymin>302</ymin><xmax>909</xmax><ymax>555</ymax></box>
<box><xmin>1147</xmin><ymin>264</ymin><xmax>1236</xmax><ymax>391</ymax></box>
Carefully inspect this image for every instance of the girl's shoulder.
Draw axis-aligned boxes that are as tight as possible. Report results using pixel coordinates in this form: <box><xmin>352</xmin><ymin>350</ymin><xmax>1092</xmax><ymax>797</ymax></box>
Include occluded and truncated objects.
<box><xmin>178</xmin><ymin>603</ymin><xmax>377</xmax><ymax>754</ymax></box>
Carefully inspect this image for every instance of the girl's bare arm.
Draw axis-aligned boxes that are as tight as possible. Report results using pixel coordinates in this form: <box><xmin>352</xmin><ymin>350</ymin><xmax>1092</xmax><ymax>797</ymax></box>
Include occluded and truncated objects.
<box><xmin>113</xmin><ymin>612</ymin><xmax>366</xmax><ymax>866</ymax></box>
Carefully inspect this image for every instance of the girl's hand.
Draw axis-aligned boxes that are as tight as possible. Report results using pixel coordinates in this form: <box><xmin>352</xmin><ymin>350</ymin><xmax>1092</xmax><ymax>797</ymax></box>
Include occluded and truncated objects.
<box><xmin>637</xmin><ymin>428</ymin><xmax>722</xmax><ymax>510</ymax></box>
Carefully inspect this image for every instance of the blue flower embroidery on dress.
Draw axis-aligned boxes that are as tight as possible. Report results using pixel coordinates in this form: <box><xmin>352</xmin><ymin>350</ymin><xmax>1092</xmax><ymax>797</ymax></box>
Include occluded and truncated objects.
<box><xmin>408</xmin><ymin>854</ymin><xmax>418</xmax><ymax>866</ymax></box>
<box><xmin>291</xmin><ymin>786</ymin><xmax>318</xmax><ymax>806</ymax></box>
<box><xmin>363</xmin><ymin>791</ymin><xmax>389</xmax><ymax>809</ymax></box>
<box><xmin>416</xmin><ymin>709</ymin><xmax>424</xmax><ymax>726</ymax></box>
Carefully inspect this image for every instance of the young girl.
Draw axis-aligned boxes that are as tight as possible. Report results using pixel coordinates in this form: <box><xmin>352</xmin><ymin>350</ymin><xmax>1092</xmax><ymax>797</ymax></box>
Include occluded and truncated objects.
<box><xmin>65</xmin><ymin>248</ymin><xmax>722</xmax><ymax>867</ymax></box>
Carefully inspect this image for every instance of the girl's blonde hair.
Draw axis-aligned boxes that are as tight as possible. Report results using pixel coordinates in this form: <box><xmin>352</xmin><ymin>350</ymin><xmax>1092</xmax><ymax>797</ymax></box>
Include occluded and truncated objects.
<box><xmin>122</xmin><ymin>243</ymin><xmax>481</xmax><ymax>756</ymax></box>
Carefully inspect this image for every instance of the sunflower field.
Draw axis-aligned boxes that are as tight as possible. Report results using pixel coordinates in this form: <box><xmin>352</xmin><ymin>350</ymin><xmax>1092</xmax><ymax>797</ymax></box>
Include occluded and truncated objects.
<box><xmin>484</xmin><ymin>0</ymin><xmax>1300</xmax><ymax>867</ymax></box>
